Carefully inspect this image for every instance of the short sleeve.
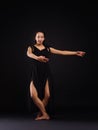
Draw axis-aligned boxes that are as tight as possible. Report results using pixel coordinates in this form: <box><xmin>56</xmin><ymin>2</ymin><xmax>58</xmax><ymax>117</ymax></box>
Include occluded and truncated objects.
<box><xmin>30</xmin><ymin>44</ymin><xmax>35</xmax><ymax>52</ymax></box>
<box><xmin>44</xmin><ymin>43</ymin><xmax>52</xmax><ymax>52</ymax></box>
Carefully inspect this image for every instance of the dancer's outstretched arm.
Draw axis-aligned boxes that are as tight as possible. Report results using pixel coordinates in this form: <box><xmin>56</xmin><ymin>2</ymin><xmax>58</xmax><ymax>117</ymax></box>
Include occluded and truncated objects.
<box><xmin>50</xmin><ymin>47</ymin><xmax>86</xmax><ymax>57</ymax></box>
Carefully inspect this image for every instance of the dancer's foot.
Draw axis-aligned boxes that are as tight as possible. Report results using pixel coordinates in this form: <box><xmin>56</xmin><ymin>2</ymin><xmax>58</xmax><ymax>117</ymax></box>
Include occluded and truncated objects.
<box><xmin>36</xmin><ymin>112</ymin><xmax>42</xmax><ymax>118</ymax></box>
<box><xmin>35</xmin><ymin>113</ymin><xmax>50</xmax><ymax>120</ymax></box>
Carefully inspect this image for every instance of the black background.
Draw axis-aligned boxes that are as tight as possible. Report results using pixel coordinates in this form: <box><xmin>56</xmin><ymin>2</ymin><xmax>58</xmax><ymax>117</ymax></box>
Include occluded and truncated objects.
<box><xmin>0</xmin><ymin>1</ymin><xmax>97</xmax><ymax>115</ymax></box>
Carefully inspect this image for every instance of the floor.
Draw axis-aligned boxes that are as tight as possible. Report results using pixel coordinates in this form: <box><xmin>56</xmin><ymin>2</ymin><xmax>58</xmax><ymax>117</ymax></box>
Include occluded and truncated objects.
<box><xmin>0</xmin><ymin>112</ymin><xmax>98</xmax><ymax>130</ymax></box>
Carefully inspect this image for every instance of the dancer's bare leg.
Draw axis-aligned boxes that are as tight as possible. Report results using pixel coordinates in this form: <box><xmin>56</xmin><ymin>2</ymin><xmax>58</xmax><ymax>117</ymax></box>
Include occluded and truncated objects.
<box><xmin>30</xmin><ymin>81</ymin><xmax>50</xmax><ymax>120</ymax></box>
<box><xmin>36</xmin><ymin>80</ymin><xmax>50</xmax><ymax>119</ymax></box>
<box><xmin>43</xmin><ymin>80</ymin><xmax>50</xmax><ymax>106</ymax></box>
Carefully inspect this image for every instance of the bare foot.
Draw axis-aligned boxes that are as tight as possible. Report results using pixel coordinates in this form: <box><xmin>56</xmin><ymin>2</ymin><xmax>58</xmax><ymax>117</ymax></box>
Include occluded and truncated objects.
<box><xmin>36</xmin><ymin>112</ymin><xmax>42</xmax><ymax>118</ymax></box>
<box><xmin>35</xmin><ymin>113</ymin><xmax>50</xmax><ymax>120</ymax></box>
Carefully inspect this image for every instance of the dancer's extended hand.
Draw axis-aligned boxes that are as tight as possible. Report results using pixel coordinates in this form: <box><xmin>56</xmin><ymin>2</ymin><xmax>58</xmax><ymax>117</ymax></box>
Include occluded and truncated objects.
<box><xmin>76</xmin><ymin>51</ymin><xmax>86</xmax><ymax>57</ymax></box>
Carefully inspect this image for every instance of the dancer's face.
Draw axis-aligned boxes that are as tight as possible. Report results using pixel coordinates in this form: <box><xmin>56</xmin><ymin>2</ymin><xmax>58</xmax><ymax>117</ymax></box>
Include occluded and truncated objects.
<box><xmin>35</xmin><ymin>32</ymin><xmax>45</xmax><ymax>45</ymax></box>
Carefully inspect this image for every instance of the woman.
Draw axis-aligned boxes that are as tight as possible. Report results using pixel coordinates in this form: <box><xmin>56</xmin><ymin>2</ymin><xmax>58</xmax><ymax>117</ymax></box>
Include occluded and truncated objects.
<box><xmin>26</xmin><ymin>31</ymin><xmax>85</xmax><ymax>120</ymax></box>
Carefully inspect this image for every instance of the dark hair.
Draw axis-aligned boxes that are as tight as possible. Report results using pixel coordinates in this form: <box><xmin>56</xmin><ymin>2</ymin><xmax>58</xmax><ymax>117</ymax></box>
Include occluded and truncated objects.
<box><xmin>34</xmin><ymin>31</ymin><xmax>45</xmax><ymax>37</ymax></box>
